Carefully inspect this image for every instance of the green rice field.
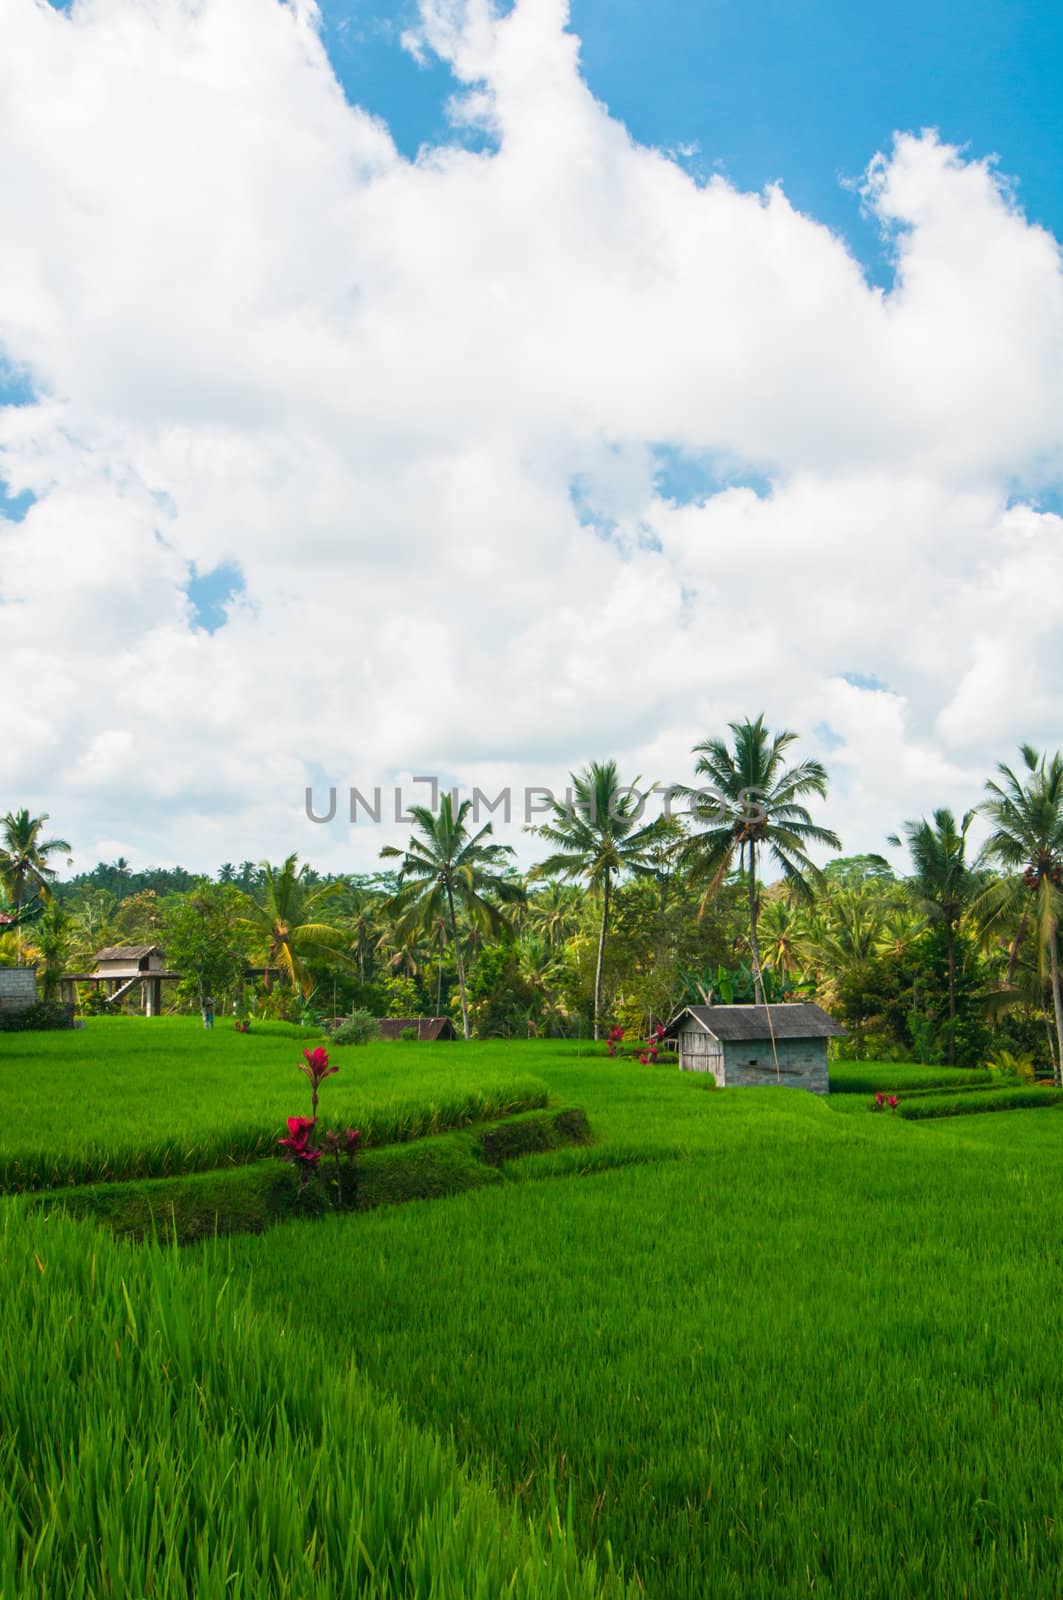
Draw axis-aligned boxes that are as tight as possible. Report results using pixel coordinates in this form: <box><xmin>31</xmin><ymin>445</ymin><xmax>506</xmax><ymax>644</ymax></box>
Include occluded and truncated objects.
<box><xmin>0</xmin><ymin>1018</ymin><xmax>549</xmax><ymax>1189</ymax></box>
<box><xmin>2</xmin><ymin>1017</ymin><xmax>1062</xmax><ymax>1596</ymax></box>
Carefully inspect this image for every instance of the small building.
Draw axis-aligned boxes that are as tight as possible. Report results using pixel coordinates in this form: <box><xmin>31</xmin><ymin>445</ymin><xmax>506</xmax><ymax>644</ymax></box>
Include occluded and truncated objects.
<box><xmin>60</xmin><ymin>945</ymin><xmax>179</xmax><ymax>1016</ymax></box>
<box><xmin>665</xmin><ymin>1003</ymin><xmax>845</xmax><ymax>1094</ymax></box>
<box><xmin>94</xmin><ymin>945</ymin><xmax>168</xmax><ymax>977</ymax></box>
<box><xmin>377</xmin><ymin>1016</ymin><xmax>457</xmax><ymax>1041</ymax></box>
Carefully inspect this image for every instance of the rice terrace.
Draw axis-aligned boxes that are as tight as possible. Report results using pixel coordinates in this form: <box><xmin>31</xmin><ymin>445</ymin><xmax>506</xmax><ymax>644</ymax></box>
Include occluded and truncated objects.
<box><xmin>2</xmin><ymin>1015</ymin><xmax>1062</xmax><ymax>1597</ymax></box>
<box><xmin>6</xmin><ymin>0</ymin><xmax>1063</xmax><ymax>1594</ymax></box>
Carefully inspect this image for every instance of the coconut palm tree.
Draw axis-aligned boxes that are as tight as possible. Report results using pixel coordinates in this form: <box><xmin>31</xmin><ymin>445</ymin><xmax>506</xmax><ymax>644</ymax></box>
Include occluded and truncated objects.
<box><xmin>757</xmin><ymin>893</ymin><xmax>809</xmax><ymax>982</ymax></box>
<box><xmin>339</xmin><ymin>888</ymin><xmax>384</xmax><ymax>986</ymax></box>
<box><xmin>516</xmin><ymin>933</ymin><xmax>568</xmax><ymax>1032</ymax></box>
<box><xmin>974</xmin><ymin>745</ymin><xmax>1063</xmax><ymax>1085</ymax></box>
<box><xmin>0</xmin><ymin>809</ymin><xmax>72</xmax><ymax>961</ymax></box>
<box><xmin>887</xmin><ymin>809</ymin><xmax>978</xmax><ymax>1065</ymax></box>
<box><xmin>234</xmin><ymin>854</ymin><xmax>346</xmax><ymax>997</ymax></box>
<box><xmin>528</xmin><ymin>760</ymin><xmax>669</xmax><ymax>1040</ymax></box>
<box><xmin>525</xmin><ymin>881</ymin><xmax>584</xmax><ymax>949</ymax></box>
<box><xmin>680</xmin><ymin>717</ymin><xmax>841</xmax><ymax>1004</ymax></box>
<box><xmin>380</xmin><ymin>795</ymin><xmax>522</xmax><ymax>1039</ymax></box>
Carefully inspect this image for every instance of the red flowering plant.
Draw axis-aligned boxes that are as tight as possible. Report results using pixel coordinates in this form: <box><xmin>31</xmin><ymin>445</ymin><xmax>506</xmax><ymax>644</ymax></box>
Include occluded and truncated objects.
<box><xmin>278</xmin><ymin>1046</ymin><xmax>361</xmax><ymax>1204</ymax></box>
<box><xmin>606</xmin><ymin>1025</ymin><xmax>624</xmax><ymax>1058</ymax></box>
<box><xmin>277</xmin><ymin>1115</ymin><xmax>322</xmax><ymax>1190</ymax></box>
<box><xmin>299</xmin><ymin>1046</ymin><xmax>338</xmax><ymax>1118</ymax></box>
<box><xmin>635</xmin><ymin>1024</ymin><xmax>667</xmax><ymax>1067</ymax></box>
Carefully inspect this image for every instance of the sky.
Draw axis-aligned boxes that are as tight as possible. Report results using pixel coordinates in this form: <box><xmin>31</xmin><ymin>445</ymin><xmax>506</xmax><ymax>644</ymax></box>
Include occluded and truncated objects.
<box><xmin>2</xmin><ymin>0</ymin><xmax>1063</xmax><ymax>877</ymax></box>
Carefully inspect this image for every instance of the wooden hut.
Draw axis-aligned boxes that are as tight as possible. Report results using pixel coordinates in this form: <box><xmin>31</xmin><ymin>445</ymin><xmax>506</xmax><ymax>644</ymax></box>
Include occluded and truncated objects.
<box><xmin>376</xmin><ymin>1016</ymin><xmax>457</xmax><ymax>1041</ymax></box>
<box><xmin>94</xmin><ymin>944</ymin><xmax>168</xmax><ymax>979</ymax></box>
<box><xmin>60</xmin><ymin>944</ymin><xmax>179</xmax><ymax>1016</ymax></box>
<box><xmin>664</xmin><ymin>1002</ymin><xmax>844</xmax><ymax>1094</ymax></box>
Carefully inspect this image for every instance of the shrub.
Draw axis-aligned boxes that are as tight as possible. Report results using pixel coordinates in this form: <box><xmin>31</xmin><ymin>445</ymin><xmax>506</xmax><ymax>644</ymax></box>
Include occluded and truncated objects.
<box><xmin>987</xmin><ymin>1049</ymin><xmax>1036</xmax><ymax>1084</ymax></box>
<box><xmin>329</xmin><ymin>1009</ymin><xmax>381</xmax><ymax>1046</ymax></box>
<box><xmin>399</xmin><ymin>1026</ymin><xmax>419</xmax><ymax>1042</ymax></box>
<box><xmin>0</xmin><ymin>1001</ymin><xmax>74</xmax><ymax>1033</ymax></box>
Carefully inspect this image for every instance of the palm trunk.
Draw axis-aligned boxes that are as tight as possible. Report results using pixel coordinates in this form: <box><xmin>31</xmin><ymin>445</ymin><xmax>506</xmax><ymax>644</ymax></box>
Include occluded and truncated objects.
<box><xmin>446</xmin><ymin>881</ymin><xmax>470</xmax><ymax>1040</ymax></box>
<box><xmin>946</xmin><ymin>925</ymin><xmax>956</xmax><ymax>1067</ymax></box>
<box><xmin>1007</xmin><ymin>903</ymin><xmax>1031</xmax><ymax>985</ymax></box>
<box><xmin>593</xmin><ymin>870</ymin><xmax>611</xmax><ymax>1041</ymax></box>
<box><xmin>748</xmin><ymin>848</ymin><xmax>765</xmax><ymax>1006</ymax></box>
<box><xmin>1050</xmin><ymin>931</ymin><xmax>1063</xmax><ymax>1089</ymax></box>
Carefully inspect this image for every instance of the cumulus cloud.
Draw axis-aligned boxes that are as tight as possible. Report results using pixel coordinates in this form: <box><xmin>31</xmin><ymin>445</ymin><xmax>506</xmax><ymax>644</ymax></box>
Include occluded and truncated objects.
<box><xmin>1</xmin><ymin>0</ymin><xmax>1062</xmax><ymax>872</ymax></box>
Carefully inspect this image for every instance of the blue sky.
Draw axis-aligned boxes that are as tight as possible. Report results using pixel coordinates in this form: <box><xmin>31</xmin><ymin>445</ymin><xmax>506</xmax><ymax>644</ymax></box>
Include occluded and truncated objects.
<box><xmin>317</xmin><ymin>0</ymin><xmax>1063</xmax><ymax>281</ymax></box>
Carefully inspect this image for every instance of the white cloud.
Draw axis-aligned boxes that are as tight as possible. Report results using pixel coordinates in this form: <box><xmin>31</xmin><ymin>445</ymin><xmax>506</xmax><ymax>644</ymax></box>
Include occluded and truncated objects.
<box><xmin>1</xmin><ymin>0</ymin><xmax>1062</xmax><ymax>874</ymax></box>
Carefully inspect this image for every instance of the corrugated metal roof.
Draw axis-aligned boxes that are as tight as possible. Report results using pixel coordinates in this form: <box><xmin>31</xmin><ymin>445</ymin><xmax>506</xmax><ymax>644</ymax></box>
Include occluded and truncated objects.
<box><xmin>666</xmin><ymin>1002</ymin><xmax>845</xmax><ymax>1040</ymax></box>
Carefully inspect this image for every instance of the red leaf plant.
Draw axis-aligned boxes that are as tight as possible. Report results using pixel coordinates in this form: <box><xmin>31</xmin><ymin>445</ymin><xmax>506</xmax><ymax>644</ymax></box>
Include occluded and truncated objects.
<box><xmin>279</xmin><ymin>1047</ymin><xmax>360</xmax><ymax>1203</ymax></box>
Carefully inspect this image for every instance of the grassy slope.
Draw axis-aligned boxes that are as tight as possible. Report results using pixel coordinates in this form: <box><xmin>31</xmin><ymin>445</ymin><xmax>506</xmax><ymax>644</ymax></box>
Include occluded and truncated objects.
<box><xmin>0</xmin><ymin>1018</ymin><xmax>550</xmax><ymax>1189</ymax></box>
<box><xmin>223</xmin><ymin>1050</ymin><xmax>1063</xmax><ymax>1600</ymax></box>
<box><xmin>32</xmin><ymin>1106</ymin><xmax>593</xmax><ymax>1242</ymax></box>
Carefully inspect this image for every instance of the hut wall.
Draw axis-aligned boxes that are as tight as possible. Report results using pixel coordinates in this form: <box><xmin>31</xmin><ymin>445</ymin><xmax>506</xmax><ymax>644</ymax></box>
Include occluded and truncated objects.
<box><xmin>678</xmin><ymin>1027</ymin><xmax>725</xmax><ymax>1085</ymax></box>
<box><xmin>721</xmin><ymin>1036</ymin><xmax>830</xmax><ymax>1094</ymax></box>
<box><xmin>0</xmin><ymin>967</ymin><xmax>37</xmax><ymax>1012</ymax></box>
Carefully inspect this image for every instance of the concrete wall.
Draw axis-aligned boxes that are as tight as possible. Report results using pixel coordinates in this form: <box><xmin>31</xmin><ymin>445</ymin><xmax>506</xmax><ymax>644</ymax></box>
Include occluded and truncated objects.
<box><xmin>722</xmin><ymin>1035</ymin><xmax>830</xmax><ymax>1094</ymax></box>
<box><xmin>0</xmin><ymin>967</ymin><xmax>38</xmax><ymax>1012</ymax></box>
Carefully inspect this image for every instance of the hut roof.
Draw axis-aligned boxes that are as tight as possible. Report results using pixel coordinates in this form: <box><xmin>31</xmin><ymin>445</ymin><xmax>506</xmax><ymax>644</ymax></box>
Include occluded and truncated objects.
<box><xmin>95</xmin><ymin>945</ymin><xmax>164</xmax><ymax>962</ymax></box>
<box><xmin>666</xmin><ymin>1002</ymin><xmax>845</xmax><ymax>1041</ymax></box>
<box><xmin>377</xmin><ymin>1016</ymin><xmax>457</xmax><ymax>1041</ymax></box>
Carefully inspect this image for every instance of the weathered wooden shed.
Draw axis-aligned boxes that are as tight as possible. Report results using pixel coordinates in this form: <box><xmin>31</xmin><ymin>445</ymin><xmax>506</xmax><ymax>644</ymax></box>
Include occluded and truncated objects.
<box><xmin>665</xmin><ymin>1003</ymin><xmax>845</xmax><ymax>1094</ymax></box>
<box><xmin>376</xmin><ymin>1016</ymin><xmax>457</xmax><ymax>1041</ymax></box>
<box><xmin>94</xmin><ymin>945</ymin><xmax>168</xmax><ymax>977</ymax></box>
<box><xmin>60</xmin><ymin>945</ymin><xmax>179</xmax><ymax>1016</ymax></box>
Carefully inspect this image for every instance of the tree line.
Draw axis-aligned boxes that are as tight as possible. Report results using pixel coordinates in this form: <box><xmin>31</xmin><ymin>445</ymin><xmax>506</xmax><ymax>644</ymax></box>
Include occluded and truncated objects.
<box><xmin>3</xmin><ymin>719</ymin><xmax>1063</xmax><ymax>1081</ymax></box>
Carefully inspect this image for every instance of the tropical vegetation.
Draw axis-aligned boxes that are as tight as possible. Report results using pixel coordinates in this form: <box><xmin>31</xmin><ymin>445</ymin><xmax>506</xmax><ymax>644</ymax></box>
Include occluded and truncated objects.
<box><xmin>6</xmin><ymin>721</ymin><xmax>1063</xmax><ymax>1077</ymax></box>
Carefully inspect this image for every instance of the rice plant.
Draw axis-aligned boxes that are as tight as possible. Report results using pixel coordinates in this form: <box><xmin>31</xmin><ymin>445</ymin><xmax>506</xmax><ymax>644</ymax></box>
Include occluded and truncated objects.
<box><xmin>0</xmin><ymin>1018</ymin><xmax>549</xmax><ymax>1190</ymax></box>
<box><xmin>0</xmin><ymin>1202</ymin><xmax>630</xmax><ymax>1599</ymax></box>
<box><xmin>223</xmin><ymin>1066</ymin><xmax>1063</xmax><ymax>1599</ymax></box>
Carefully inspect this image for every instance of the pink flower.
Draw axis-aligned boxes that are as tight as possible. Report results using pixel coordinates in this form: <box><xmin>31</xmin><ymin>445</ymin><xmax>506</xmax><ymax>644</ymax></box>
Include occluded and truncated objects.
<box><xmin>278</xmin><ymin>1114</ymin><xmax>318</xmax><ymax>1155</ymax></box>
<box><xmin>887</xmin><ymin>1095</ymin><xmax>899</xmax><ymax>1111</ymax></box>
<box><xmin>300</xmin><ymin>1047</ymin><xmax>338</xmax><ymax>1089</ymax></box>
